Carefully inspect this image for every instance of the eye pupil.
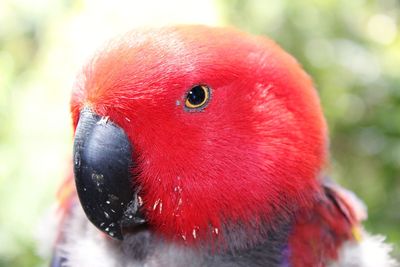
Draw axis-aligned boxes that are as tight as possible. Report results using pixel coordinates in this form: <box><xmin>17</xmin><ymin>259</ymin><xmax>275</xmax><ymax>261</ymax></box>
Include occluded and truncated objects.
<box><xmin>185</xmin><ymin>85</ymin><xmax>210</xmax><ymax>110</ymax></box>
<box><xmin>187</xmin><ymin>86</ymin><xmax>206</xmax><ymax>106</ymax></box>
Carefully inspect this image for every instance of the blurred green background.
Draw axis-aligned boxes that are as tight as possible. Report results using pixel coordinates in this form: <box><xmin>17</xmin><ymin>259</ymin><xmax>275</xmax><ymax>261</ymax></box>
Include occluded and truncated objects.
<box><xmin>0</xmin><ymin>0</ymin><xmax>399</xmax><ymax>266</ymax></box>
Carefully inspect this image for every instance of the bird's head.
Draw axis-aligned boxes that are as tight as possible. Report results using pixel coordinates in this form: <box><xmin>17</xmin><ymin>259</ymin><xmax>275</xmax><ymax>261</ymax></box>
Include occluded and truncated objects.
<box><xmin>71</xmin><ymin>25</ymin><xmax>327</xmax><ymax>248</ymax></box>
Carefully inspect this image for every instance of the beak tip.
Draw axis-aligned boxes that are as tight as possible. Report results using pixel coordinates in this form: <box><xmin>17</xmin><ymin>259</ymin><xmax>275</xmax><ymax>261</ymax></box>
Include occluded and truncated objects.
<box><xmin>107</xmin><ymin>227</ymin><xmax>123</xmax><ymax>240</ymax></box>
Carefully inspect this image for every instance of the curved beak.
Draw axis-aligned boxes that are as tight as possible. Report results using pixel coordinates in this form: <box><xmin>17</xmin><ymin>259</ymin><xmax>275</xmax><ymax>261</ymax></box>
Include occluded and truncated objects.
<box><xmin>73</xmin><ymin>108</ymin><xmax>146</xmax><ymax>240</ymax></box>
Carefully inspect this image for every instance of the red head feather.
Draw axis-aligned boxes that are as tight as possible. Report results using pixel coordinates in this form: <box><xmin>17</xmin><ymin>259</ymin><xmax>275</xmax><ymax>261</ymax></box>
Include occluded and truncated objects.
<box><xmin>70</xmin><ymin>25</ymin><xmax>327</xmax><ymax>247</ymax></box>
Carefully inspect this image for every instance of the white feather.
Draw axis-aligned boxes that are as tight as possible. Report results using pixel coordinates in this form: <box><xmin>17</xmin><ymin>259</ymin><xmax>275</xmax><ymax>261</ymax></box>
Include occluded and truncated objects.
<box><xmin>330</xmin><ymin>231</ymin><xmax>399</xmax><ymax>267</ymax></box>
<box><xmin>56</xmin><ymin>205</ymin><xmax>124</xmax><ymax>267</ymax></box>
<box><xmin>35</xmin><ymin>205</ymin><xmax>60</xmax><ymax>259</ymax></box>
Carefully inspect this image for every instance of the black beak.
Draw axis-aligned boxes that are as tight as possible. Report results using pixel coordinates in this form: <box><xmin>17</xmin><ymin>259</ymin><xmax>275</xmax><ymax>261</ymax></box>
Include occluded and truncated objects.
<box><xmin>73</xmin><ymin>108</ymin><xmax>146</xmax><ymax>240</ymax></box>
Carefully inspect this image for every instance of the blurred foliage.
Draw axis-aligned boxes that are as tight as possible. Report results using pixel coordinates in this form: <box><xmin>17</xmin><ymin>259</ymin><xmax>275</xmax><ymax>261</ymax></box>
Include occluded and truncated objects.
<box><xmin>218</xmin><ymin>0</ymin><xmax>400</xmax><ymax>257</ymax></box>
<box><xmin>0</xmin><ymin>0</ymin><xmax>399</xmax><ymax>266</ymax></box>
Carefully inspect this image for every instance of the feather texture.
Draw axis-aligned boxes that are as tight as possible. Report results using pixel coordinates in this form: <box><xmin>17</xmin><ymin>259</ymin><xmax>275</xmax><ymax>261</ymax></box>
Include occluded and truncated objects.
<box><xmin>43</xmin><ymin>25</ymin><xmax>398</xmax><ymax>266</ymax></box>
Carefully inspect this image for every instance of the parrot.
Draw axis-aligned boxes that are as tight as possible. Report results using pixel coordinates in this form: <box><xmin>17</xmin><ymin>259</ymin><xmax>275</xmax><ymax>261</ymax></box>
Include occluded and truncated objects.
<box><xmin>47</xmin><ymin>25</ymin><xmax>398</xmax><ymax>267</ymax></box>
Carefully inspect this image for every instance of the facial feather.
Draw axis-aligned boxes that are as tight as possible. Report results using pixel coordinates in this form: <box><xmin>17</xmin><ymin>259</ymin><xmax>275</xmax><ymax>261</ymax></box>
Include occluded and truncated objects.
<box><xmin>70</xmin><ymin>25</ymin><xmax>327</xmax><ymax>247</ymax></box>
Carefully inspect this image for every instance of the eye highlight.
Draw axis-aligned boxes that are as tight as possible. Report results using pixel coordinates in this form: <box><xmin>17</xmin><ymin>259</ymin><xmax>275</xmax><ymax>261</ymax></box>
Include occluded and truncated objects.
<box><xmin>185</xmin><ymin>85</ymin><xmax>211</xmax><ymax>110</ymax></box>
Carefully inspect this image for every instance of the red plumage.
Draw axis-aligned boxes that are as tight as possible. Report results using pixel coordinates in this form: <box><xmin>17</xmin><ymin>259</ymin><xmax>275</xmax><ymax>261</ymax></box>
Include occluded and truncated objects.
<box><xmin>52</xmin><ymin>25</ymin><xmax>389</xmax><ymax>267</ymax></box>
<box><xmin>71</xmin><ymin>25</ymin><xmax>326</xmax><ymax>243</ymax></box>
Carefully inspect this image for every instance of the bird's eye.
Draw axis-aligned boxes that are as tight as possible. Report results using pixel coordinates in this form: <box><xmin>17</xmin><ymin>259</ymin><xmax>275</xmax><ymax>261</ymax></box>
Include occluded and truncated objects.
<box><xmin>185</xmin><ymin>85</ymin><xmax>211</xmax><ymax>110</ymax></box>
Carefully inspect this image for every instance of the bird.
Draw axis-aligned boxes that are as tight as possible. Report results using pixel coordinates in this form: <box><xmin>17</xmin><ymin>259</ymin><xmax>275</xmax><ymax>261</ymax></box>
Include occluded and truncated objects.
<box><xmin>46</xmin><ymin>25</ymin><xmax>397</xmax><ymax>267</ymax></box>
